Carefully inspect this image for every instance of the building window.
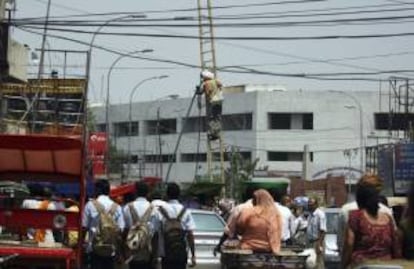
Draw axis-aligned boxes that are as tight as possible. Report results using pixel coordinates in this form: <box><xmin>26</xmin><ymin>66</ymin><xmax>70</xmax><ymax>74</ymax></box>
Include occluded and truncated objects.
<box><xmin>267</xmin><ymin>151</ymin><xmax>313</xmax><ymax>162</ymax></box>
<box><xmin>182</xmin><ymin>113</ymin><xmax>252</xmax><ymax>133</ymax></box>
<box><xmin>96</xmin><ymin>123</ymin><xmax>106</xmax><ymax>132</ymax></box>
<box><xmin>130</xmin><ymin>155</ymin><xmax>138</xmax><ymax>164</ymax></box>
<box><xmin>268</xmin><ymin>113</ymin><xmax>313</xmax><ymax>130</ymax></box>
<box><xmin>146</xmin><ymin>119</ymin><xmax>177</xmax><ymax>135</ymax></box>
<box><xmin>181</xmin><ymin>153</ymin><xmax>207</xmax><ymax>162</ymax></box>
<box><xmin>113</xmin><ymin>121</ymin><xmax>138</xmax><ymax>137</ymax></box>
<box><xmin>183</xmin><ymin>117</ymin><xmax>207</xmax><ymax>133</ymax></box>
<box><xmin>144</xmin><ymin>154</ymin><xmax>176</xmax><ymax>163</ymax></box>
<box><xmin>180</xmin><ymin>151</ymin><xmax>251</xmax><ymax>162</ymax></box>
<box><xmin>222</xmin><ymin>113</ymin><xmax>253</xmax><ymax>131</ymax></box>
<box><xmin>375</xmin><ymin>112</ymin><xmax>414</xmax><ymax>131</ymax></box>
<box><xmin>303</xmin><ymin>113</ymin><xmax>313</xmax><ymax>130</ymax></box>
<box><xmin>240</xmin><ymin>151</ymin><xmax>252</xmax><ymax>161</ymax></box>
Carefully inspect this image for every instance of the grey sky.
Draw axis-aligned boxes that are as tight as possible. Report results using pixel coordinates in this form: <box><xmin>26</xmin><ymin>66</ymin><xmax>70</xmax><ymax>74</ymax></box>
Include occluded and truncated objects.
<box><xmin>11</xmin><ymin>0</ymin><xmax>414</xmax><ymax>104</ymax></box>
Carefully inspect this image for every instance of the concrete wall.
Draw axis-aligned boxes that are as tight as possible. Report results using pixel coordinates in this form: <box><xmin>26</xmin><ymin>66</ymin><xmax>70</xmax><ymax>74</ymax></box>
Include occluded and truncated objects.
<box><xmin>93</xmin><ymin>86</ymin><xmax>392</xmax><ymax>183</ymax></box>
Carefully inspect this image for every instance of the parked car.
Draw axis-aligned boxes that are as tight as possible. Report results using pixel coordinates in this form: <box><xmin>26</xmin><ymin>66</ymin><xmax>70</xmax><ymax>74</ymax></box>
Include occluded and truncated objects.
<box><xmin>323</xmin><ymin>207</ymin><xmax>341</xmax><ymax>269</ymax></box>
<box><xmin>189</xmin><ymin>209</ymin><xmax>226</xmax><ymax>269</ymax></box>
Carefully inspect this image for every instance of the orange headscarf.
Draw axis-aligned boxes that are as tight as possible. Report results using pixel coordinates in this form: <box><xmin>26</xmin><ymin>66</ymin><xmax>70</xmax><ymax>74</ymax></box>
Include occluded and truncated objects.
<box><xmin>252</xmin><ymin>189</ymin><xmax>282</xmax><ymax>254</ymax></box>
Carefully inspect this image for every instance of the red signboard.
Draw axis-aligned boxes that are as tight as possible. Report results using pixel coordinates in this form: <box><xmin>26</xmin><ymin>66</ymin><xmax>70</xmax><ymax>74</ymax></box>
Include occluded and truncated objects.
<box><xmin>88</xmin><ymin>132</ymin><xmax>107</xmax><ymax>176</ymax></box>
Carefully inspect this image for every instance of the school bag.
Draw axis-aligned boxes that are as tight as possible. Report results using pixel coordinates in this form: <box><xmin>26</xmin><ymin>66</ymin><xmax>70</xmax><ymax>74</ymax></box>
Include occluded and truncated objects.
<box><xmin>92</xmin><ymin>200</ymin><xmax>120</xmax><ymax>257</ymax></box>
<box><xmin>126</xmin><ymin>203</ymin><xmax>153</xmax><ymax>261</ymax></box>
<box><xmin>158</xmin><ymin>206</ymin><xmax>188</xmax><ymax>262</ymax></box>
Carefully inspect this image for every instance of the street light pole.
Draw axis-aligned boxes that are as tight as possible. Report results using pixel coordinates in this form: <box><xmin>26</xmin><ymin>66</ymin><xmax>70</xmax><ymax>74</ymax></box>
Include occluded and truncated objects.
<box><xmin>105</xmin><ymin>49</ymin><xmax>153</xmax><ymax>179</ymax></box>
<box><xmin>127</xmin><ymin>75</ymin><xmax>169</xmax><ymax>181</ymax></box>
<box><xmin>331</xmin><ymin>90</ymin><xmax>364</xmax><ymax>173</ymax></box>
<box><xmin>157</xmin><ymin>107</ymin><xmax>162</xmax><ymax>178</ymax></box>
<box><xmin>142</xmin><ymin>94</ymin><xmax>179</xmax><ymax>179</ymax></box>
<box><xmin>85</xmin><ymin>13</ymin><xmax>147</xmax><ymax>179</ymax></box>
<box><xmin>86</xmin><ymin>14</ymin><xmax>146</xmax><ymax>105</ymax></box>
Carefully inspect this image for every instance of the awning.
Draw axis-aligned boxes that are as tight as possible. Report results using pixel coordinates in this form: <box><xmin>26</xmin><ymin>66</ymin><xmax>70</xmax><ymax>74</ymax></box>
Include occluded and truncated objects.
<box><xmin>0</xmin><ymin>134</ymin><xmax>83</xmax><ymax>182</ymax></box>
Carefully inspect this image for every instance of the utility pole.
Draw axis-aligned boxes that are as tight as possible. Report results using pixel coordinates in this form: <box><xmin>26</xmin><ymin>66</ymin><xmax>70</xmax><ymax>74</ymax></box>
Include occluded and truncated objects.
<box><xmin>157</xmin><ymin>107</ymin><xmax>163</xmax><ymax>178</ymax></box>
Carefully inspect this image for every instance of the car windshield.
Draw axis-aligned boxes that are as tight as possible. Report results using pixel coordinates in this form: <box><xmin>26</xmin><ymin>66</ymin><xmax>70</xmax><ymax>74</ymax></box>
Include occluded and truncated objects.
<box><xmin>325</xmin><ymin>211</ymin><xmax>339</xmax><ymax>234</ymax></box>
<box><xmin>191</xmin><ymin>212</ymin><xmax>225</xmax><ymax>232</ymax></box>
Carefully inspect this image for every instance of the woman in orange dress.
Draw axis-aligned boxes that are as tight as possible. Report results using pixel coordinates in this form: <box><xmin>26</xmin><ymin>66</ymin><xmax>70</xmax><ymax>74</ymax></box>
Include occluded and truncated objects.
<box><xmin>236</xmin><ymin>189</ymin><xmax>282</xmax><ymax>254</ymax></box>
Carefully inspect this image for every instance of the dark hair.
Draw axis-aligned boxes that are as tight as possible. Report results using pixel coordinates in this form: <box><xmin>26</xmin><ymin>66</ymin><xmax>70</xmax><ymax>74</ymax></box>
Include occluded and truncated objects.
<box><xmin>242</xmin><ymin>185</ymin><xmax>257</xmax><ymax>202</ymax></box>
<box><xmin>270</xmin><ymin>188</ymin><xmax>286</xmax><ymax>203</ymax></box>
<box><xmin>123</xmin><ymin>192</ymin><xmax>136</xmax><ymax>203</ymax></box>
<box><xmin>150</xmin><ymin>189</ymin><xmax>164</xmax><ymax>201</ymax></box>
<box><xmin>166</xmin><ymin>183</ymin><xmax>180</xmax><ymax>200</ymax></box>
<box><xmin>135</xmin><ymin>182</ymin><xmax>149</xmax><ymax>198</ymax></box>
<box><xmin>95</xmin><ymin>179</ymin><xmax>110</xmax><ymax>196</ymax></box>
<box><xmin>356</xmin><ymin>183</ymin><xmax>379</xmax><ymax>217</ymax></box>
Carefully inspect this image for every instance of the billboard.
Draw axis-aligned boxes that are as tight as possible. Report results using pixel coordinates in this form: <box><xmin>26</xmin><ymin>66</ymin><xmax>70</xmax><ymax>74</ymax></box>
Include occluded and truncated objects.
<box><xmin>88</xmin><ymin>132</ymin><xmax>107</xmax><ymax>176</ymax></box>
<box><xmin>377</xmin><ymin>147</ymin><xmax>394</xmax><ymax>196</ymax></box>
<box><xmin>394</xmin><ymin>143</ymin><xmax>414</xmax><ymax>194</ymax></box>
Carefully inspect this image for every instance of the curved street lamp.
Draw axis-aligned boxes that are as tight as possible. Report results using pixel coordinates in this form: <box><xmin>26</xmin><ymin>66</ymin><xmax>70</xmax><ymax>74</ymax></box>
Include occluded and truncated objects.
<box><xmin>330</xmin><ymin>90</ymin><xmax>364</xmax><ymax>173</ymax></box>
<box><xmin>86</xmin><ymin>13</ymin><xmax>146</xmax><ymax>98</ymax></box>
<box><xmin>84</xmin><ymin>13</ymin><xmax>148</xmax><ymax>179</ymax></box>
<box><xmin>127</xmin><ymin>75</ymin><xmax>169</xmax><ymax>180</ymax></box>
<box><xmin>105</xmin><ymin>49</ymin><xmax>153</xmax><ymax>178</ymax></box>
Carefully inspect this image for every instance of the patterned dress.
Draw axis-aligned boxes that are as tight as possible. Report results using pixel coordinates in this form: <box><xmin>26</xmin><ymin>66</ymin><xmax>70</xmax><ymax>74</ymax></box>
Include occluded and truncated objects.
<box><xmin>348</xmin><ymin>209</ymin><xmax>399</xmax><ymax>264</ymax></box>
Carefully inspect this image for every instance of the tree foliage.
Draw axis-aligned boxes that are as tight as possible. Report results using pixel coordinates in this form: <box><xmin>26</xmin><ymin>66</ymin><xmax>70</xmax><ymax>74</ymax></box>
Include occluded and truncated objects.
<box><xmin>225</xmin><ymin>147</ymin><xmax>259</xmax><ymax>202</ymax></box>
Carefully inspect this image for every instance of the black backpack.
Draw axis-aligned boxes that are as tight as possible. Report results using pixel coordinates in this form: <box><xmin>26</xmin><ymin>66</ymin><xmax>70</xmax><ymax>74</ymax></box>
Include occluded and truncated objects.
<box><xmin>158</xmin><ymin>206</ymin><xmax>188</xmax><ymax>262</ymax></box>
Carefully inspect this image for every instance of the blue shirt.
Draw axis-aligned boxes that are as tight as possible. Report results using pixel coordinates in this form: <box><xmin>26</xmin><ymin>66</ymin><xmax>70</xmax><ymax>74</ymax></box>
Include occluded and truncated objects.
<box><xmin>123</xmin><ymin>197</ymin><xmax>157</xmax><ymax>235</ymax></box>
<box><xmin>82</xmin><ymin>195</ymin><xmax>125</xmax><ymax>230</ymax></box>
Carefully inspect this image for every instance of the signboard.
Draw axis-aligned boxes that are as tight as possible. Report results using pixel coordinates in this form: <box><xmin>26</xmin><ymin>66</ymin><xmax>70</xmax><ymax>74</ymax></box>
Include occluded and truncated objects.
<box><xmin>394</xmin><ymin>143</ymin><xmax>414</xmax><ymax>194</ymax></box>
<box><xmin>88</xmin><ymin>132</ymin><xmax>107</xmax><ymax>176</ymax></box>
<box><xmin>0</xmin><ymin>79</ymin><xmax>86</xmax><ymax>94</ymax></box>
<box><xmin>378</xmin><ymin>147</ymin><xmax>394</xmax><ymax>196</ymax></box>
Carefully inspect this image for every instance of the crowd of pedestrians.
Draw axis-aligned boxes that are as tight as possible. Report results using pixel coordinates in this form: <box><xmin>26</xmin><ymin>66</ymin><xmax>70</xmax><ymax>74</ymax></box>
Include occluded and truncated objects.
<box><xmin>21</xmin><ymin>174</ymin><xmax>414</xmax><ymax>269</ymax></box>
<box><xmin>212</xmin><ymin>173</ymin><xmax>414</xmax><ymax>269</ymax></box>
<box><xmin>82</xmin><ymin>179</ymin><xmax>196</xmax><ymax>269</ymax></box>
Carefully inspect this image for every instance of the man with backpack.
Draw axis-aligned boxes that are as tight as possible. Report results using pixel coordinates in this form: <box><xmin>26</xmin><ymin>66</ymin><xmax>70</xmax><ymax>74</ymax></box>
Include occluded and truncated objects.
<box><xmin>82</xmin><ymin>179</ymin><xmax>125</xmax><ymax>269</ymax></box>
<box><xmin>123</xmin><ymin>182</ymin><xmax>157</xmax><ymax>269</ymax></box>
<box><xmin>156</xmin><ymin>183</ymin><xmax>196</xmax><ymax>269</ymax></box>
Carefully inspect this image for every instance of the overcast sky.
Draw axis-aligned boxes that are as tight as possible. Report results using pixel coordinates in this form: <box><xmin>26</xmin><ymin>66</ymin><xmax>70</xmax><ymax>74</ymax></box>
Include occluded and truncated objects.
<box><xmin>11</xmin><ymin>0</ymin><xmax>414</xmax><ymax>104</ymax></box>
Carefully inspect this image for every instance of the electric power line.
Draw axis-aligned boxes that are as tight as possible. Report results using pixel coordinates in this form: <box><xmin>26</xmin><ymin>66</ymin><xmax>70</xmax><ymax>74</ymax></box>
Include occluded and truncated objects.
<box><xmin>17</xmin><ymin>26</ymin><xmax>410</xmax><ymax>82</ymax></box>
<box><xmin>18</xmin><ymin>24</ymin><xmax>414</xmax><ymax>41</ymax></box>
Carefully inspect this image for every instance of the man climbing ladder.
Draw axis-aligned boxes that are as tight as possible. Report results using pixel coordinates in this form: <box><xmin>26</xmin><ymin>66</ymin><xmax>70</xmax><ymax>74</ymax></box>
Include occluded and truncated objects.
<box><xmin>199</xmin><ymin>70</ymin><xmax>223</xmax><ymax>141</ymax></box>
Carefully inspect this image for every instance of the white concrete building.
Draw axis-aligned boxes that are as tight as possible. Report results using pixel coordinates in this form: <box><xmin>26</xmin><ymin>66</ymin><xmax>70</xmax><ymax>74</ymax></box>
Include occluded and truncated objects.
<box><xmin>92</xmin><ymin>84</ymin><xmax>396</xmax><ymax>183</ymax></box>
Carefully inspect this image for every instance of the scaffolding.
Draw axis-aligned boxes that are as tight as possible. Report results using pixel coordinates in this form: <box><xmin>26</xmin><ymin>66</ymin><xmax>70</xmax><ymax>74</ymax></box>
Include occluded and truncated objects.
<box><xmin>387</xmin><ymin>77</ymin><xmax>414</xmax><ymax>140</ymax></box>
<box><xmin>0</xmin><ymin>49</ymin><xmax>89</xmax><ymax>136</ymax></box>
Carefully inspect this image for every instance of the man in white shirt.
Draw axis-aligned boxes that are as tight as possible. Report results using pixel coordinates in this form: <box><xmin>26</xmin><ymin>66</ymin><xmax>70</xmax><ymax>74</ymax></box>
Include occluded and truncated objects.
<box><xmin>272</xmin><ymin>189</ymin><xmax>295</xmax><ymax>245</ymax></box>
<box><xmin>306</xmin><ymin>197</ymin><xmax>327</xmax><ymax>269</ymax></box>
<box><xmin>155</xmin><ymin>183</ymin><xmax>196</xmax><ymax>269</ymax></box>
<box><xmin>123</xmin><ymin>182</ymin><xmax>157</xmax><ymax>269</ymax></box>
<box><xmin>82</xmin><ymin>179</ymin><xmax>125</xmax><ymax>269</ymax></box>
